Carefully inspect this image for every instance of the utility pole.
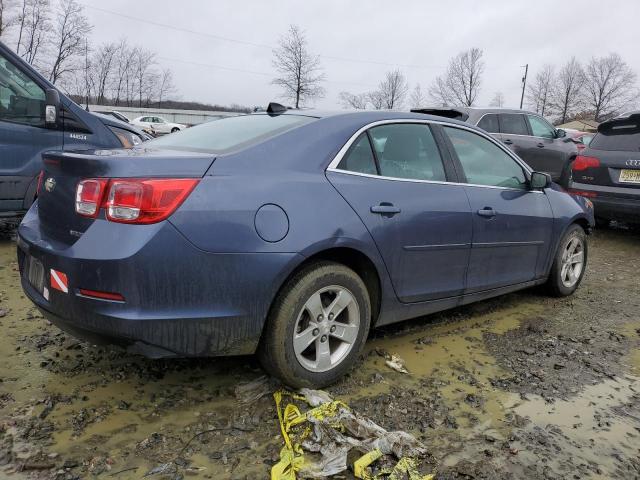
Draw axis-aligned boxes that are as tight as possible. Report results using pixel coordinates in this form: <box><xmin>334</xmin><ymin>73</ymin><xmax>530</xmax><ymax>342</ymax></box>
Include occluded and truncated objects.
<box><xmin>519</xmin><ymin>64</ymin><xmax>528</xmax><ymax>109</ymax></box>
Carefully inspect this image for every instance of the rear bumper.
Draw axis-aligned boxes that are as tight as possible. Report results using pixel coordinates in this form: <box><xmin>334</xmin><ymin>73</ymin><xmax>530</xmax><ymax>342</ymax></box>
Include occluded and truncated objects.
<box><xmin>18</xmin><ymin>207</ymin><xmax>301</xmax><ymax>357</ymax></box>
<box><xmin>570</xmin><ymin>181</ymin><xmax>640</xmax><ymax>222</ymax></box>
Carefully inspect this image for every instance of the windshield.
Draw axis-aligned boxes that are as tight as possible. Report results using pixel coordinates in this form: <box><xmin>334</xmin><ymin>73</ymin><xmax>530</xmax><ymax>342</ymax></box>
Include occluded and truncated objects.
<box><xmin>147</xmin><ymin>114</ymin><xmax>317</xmax><ymax>154</ymax></box>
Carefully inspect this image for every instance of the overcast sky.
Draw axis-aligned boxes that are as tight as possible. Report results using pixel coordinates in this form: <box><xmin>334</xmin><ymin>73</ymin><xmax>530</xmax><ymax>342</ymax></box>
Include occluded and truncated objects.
<box><xmin>82</xmin><ymin>0</ymin><xmax>640</xmax><ymax>110</ymax></box>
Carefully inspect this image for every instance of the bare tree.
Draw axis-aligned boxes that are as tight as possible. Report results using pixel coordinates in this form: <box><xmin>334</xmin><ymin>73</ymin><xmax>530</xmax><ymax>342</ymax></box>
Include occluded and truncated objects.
<box><xmin>339</xmin><ymin>91</ymin><xmax>368</xmax><ymax>109</ymax></box>
<box><xmin>489</xmin><ymin>91</ymin><xmax>505</xmax><ymax>107</ymax></box>
<box><xmin>526</xmin><ymin>64</ymin><xmax>555</xmax><ymax>116</ymax></box>
<box><xmin>429</xmin><ymin>48</ymin><xmax>484</xmax><ymax>106</ymax></box>
<box><xmin>272</xmin><ymin>24</ymin><xmax>325</xmax><ymax>108</ymax></box>
<box><xmin>367</xmin><ymin>90</ymin><xmax>386</xmax><ymax>110</ymax></box>
<box><xmin>0</xmin><ymin>0</ymin><xmax>18</xmax><ymax>38</ymax></box>
<box><xmin>90</xmin><ymin>42</ymin><xmax>117</xmax><ymax>104</ymax></box>
<box><xmin>409</xmin><ymin>83</ymin><xmax>425</xmax><ymax>109</ymax></box>
<box><xmin>17</xmin><ymin>0</ymin><xmax>50</xmax><ymax>66</ymax></box>
<box><xmin>375</xmin><ymin>69</ymin><xmax>408</xmax><ymax>109</ymax></box>
<box><xmin>584</xmin><ymin>53</ymin><xmax>638</xmax><ymax>121</ymax></box>
<box><xmin>157</xmin><ymin>68</ymin><xmax>176</xmax><ymax>106</ymax></box>
<box><xmin>112</xmin><ymin>40</ymin><xmax>135</xmax><ymax>105</ymax></box>
<box><xmin>551</xmin><ymin>57</ymin><xmax>585</xmax><ymax>124</ymax></box>
<box><xmin>133</xmin><ymin>47</ymin><xmax>156</xmax><ymax>107</ymax></box>
<box><xmin>48</xmin><ymin>0</ymin><xmax>91</xmax><ymax>84</ymax></box>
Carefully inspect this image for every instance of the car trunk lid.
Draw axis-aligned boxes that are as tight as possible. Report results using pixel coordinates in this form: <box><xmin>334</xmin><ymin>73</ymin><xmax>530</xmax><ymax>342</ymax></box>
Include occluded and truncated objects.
<box><xmin>38</xmin><ymin>148</ymin><xmax>214</xmax><ymax>246</ymax></box>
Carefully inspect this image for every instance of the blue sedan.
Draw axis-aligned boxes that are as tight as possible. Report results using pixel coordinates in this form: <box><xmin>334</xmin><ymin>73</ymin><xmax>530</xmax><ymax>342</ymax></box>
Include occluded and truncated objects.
<box><xmin>17</xmin><ymin>104</ymin><xmax>594</xmax><ymax>387</ymax></box>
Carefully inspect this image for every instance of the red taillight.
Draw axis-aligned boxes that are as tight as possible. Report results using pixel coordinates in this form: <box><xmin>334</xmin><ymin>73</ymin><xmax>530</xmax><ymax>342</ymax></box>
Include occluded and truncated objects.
<box><xmin>568</xmin><ymin>189</ymin><xmax>598</xmax><ymax>198</ymax></box>
<box><xmin>572</xmin><ymin>155</ymin><xmax>600</xmax><ymax>171</ymax></box>
<box><xmin>105</xmin><ymin>179</ymin><xmax>199</xmax><ymax>224</ymax></box>
<box><xmin>75</xmin><ymin>179</ymin><xmax>108</xmax><ymax>217</ymax></box>
<box><xmin>79</xmin><ymin>288</ymin><xmax>125</xmax><ymax>302</ymax></box>
<box><xmin>75</xmin><ymin>178</ymin><xmax>199</xmax><ymax>224</ymax></box>
<box><xmin>36</xmin><ymin>170</ymin><xmax>44</xmax><ymax>194</ymax></box>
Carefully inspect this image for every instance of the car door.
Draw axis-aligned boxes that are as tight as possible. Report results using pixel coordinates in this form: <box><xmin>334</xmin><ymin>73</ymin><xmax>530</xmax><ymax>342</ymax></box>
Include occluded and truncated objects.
<box><xmin>442</xmin><ymin>125</ymin><xmax>554</xmax><ymax>293</ymax></box>
<box><xmin>524</xmin><ymin>114</ymin><xmax>567</xmax><ymax>180</ymax></box>
<box><xmin>153</xmin><ymin>117</ymin><xmax>169</xmax><ymax>134</ymax></box>
<box><xmin>327</xmin><ymin>122</ymin><xmax>472</xmax><ymax>303</ymax></box>
<box><xmin>0</xmin><ymin>49</ymin><xmax>62</xmax><ymax>213</ymax></box>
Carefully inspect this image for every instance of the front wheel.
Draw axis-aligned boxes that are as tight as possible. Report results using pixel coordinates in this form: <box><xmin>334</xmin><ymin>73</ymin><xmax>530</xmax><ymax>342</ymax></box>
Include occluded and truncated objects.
<box><xmin>171</xmin><ymin>127</ymin><xmax>180</xmax><ymax>133</ymax></box>
<box><xmin>258</xmin><ymin>261</ymin><xmax>371</xmax><ymax>388</ymax></box>
<box><xmin>547</xmin><ymin>224</ymin><xmax>587</xmax><ymax>297</ymax></box>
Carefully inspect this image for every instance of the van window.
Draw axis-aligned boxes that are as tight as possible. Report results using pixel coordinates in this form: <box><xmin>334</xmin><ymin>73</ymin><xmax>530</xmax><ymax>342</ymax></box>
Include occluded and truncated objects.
<box><xmin>0</xmin><ymin>54</ymin><xmax>46</xmax><ymax>127</ymax></box>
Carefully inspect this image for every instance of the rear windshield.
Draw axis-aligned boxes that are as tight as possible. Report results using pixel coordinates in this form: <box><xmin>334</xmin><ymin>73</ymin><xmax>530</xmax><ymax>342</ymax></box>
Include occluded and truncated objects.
<box><xmin>590</xmin><ymin>123</ymin><xmax>640</xmax><ymax>152</ymax></box>
<box><xmin>147</xmin><ymin>114</ymin><xmax>316</xmax><ymax>153</ymax></box>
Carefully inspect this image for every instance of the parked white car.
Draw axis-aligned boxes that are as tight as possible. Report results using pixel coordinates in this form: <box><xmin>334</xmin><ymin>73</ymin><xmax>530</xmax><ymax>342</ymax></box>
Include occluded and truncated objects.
<box><xmin>131</xmin><ymin>116</ymin><xmax>186</xmax><ymax>134</ymax></box>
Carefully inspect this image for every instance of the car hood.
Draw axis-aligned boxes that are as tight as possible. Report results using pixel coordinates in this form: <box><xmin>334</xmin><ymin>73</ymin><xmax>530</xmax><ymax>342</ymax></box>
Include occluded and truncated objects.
<box><xmin>92</xmin><ymin>112</ymin><xmax>146</xmax><ymax>137</ymax></box>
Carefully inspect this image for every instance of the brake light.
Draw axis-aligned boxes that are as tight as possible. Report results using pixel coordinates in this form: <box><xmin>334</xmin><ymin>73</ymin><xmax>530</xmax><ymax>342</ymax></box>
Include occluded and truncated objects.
<box><xmin>573</xmin><ymin>155</ymin><xmax>600</xmax><ymax>171</ymax></box>
<box><xmin>75</xmin><ymin>178</ymin><xmax>198</xmax><ymax>223</ymax></box>
<box><xmin>36</xmin><ymin>170</ymin><xmax>44</xmax><ymax>194</ymax></box>
<box><xmin>568</xmin><ymin>189</ymin><xmax>598</xmax><ymax>198</ymax></box>
<box><xmin>75</xmin><ymin>179</ymin><xmax>108</xmax><ymax>217</ymax></box>
<box><xmin>106</xmin><ymin>178</ymin><xmax>198</xmax><ymax>224</ymax></box>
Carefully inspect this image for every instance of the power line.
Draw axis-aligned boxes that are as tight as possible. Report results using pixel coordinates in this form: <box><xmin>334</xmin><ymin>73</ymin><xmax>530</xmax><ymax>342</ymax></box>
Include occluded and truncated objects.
<box><xmin>83</xmin><ymin>4</ymin><xmax>446</xmax><ymax>70</ymax></box>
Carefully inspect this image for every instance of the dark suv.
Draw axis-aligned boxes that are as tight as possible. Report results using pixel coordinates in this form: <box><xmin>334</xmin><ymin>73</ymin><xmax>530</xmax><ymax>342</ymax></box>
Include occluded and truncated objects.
<box><xmin>569</xmin><ymin>112</ymin><xmax>640</xmax><ymax>225</ymax></box>
<box><xmin>412</xmin><ymin>107</ymin><xmax>578</xmax><ymax>186</ymax></box>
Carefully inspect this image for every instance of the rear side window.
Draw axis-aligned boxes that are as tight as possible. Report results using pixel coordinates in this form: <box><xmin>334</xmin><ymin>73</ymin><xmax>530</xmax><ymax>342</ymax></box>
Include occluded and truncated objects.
<box><xmin>444</xmin><ymin>126</ymin><xmax>528</xmax><ymax>190</ymax></box>
<box><xmin>148</xmin><ymin>114</ymin><xmax>316</xmax><ymax>153</ymax></box>
<box><xmin>500</xmin><ymin>114</ymin><xmax>529</xmax><ymax>136</ymax></box>
<box><xmin>0</xmin><ymin>54</ymin><xmax>46</xmax><ymax>127</ymax></box>
<box><xmin>590</xmin><ymin>123</ymin><xmax>640</xmax><ymax>152</ymax></box>
<box><xmin>477</xmin><ymin>114</ymin><xmax>499</xmax><ymax>133</ymax></box>
<box><xmin>368</xmin><ymin>123</ymin><xmax>446</xmax><ymax>181</ymax></box>
<box><xmin>337</xmin><ymin>133</ymin><xmax>377</xmax><ymax>175</ymax></box>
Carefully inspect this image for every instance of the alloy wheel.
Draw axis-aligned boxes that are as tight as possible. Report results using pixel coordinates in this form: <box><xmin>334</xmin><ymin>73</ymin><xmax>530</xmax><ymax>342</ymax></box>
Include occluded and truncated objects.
<box><xmin>560</xmin><ymin>236</ymin><xmax>584</xmax><ymax>288</ymax></box>
<box><xmin>293</xmin><ymin>285</ymin><xmax>360</xmax><ymax>373</ymax></box>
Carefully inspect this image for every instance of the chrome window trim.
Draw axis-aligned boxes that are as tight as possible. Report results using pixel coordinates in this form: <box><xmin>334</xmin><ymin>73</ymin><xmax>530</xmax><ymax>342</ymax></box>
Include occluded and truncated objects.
<box><xmin>474</xmin><ymin>112</ymin><xmax>557</xmax><ymax>140</ymax></box>
<box><xmin>326</xmin><ymin>118</ymin><xmax>541</xmax><ymax>194</ymax></box>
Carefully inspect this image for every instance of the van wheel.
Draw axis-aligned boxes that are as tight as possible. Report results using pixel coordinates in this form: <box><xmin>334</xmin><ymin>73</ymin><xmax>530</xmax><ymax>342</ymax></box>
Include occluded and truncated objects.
<box><xmin>547</xmin><ymin>224</ymin><xmax>587</xmax><ymax>297</ymax></box>
<box><xmin>258</xmin><ymin>261</ymin><xmax>370</xmax><ymax>388</ymax></box>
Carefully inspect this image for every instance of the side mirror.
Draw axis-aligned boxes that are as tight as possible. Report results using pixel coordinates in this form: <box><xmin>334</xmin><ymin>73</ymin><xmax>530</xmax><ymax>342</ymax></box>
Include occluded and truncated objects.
<box><xmin>555</xmin><ymin>128</ymin><xmax>567</xmax><ymax>138</ymax></box>
<box><xmin>45</xmin><ymin>88</ymin><xmax>61</xmax><ymax>128</ymax></box>
<box><xmin>530</xmin><ymin>171</ymin><xmax>551</xmax><ymax>190</ymax></box>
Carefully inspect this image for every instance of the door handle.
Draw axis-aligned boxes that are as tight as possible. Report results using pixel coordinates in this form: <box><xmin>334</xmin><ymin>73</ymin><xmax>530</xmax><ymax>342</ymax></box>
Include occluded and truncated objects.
<box><xmin>537</xmin><ymin>142</ymin><xmax>545</xmax><ymax>148</ymax></box>
<box><xmin>370</xmin><ymin>203</ymin><xmax>401</xmax><ymax>215</ymax></box>
<box><xmin>477</xmin><ymin>207</ymin><xmax>496</xmax><ymax>218</ymax></box>
<box><xmin>503</xmin><ymin>139</ymin><xmax>513</xmax><ymax>145</ymax></box>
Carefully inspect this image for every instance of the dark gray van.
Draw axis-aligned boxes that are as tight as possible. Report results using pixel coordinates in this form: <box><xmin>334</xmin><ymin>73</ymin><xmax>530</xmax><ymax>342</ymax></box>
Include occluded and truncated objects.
<box><xmin>0</xmin><ymin>41</ymin><xmax>147</xmax><ymax>219</ymax></box>
<box><xmin>413</xmin><ymin>107</ymin><xmax>578</xmax><ymax>187</ymax></box>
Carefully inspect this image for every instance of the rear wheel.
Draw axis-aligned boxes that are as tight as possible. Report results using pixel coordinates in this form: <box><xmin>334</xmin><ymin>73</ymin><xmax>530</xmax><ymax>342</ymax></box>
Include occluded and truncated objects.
<box><xmin>547</xmin><ymin>224</ymin><xmax>587</xmax><ymax>297</ymax></box>
<box><xmin>171</xmin><ymin>127</ymin><xmax>180</xmax><ymax>133</ymax></box>
<box><xmin>258</xmin><ymin>261</ymin><xmax>371</xmax><ymax>388</ymax></box>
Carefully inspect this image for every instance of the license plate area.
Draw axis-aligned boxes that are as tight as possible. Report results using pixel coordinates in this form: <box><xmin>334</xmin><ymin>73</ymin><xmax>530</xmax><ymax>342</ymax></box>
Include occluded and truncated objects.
<box><xmin>619</xmin><ymin>169</ymin><xmax>640</xmax><ymax>184</ymax></box>
<box><xmin>25</xmin><ymin>255</ymin><xmax>45</xmax><ymax>295</ymax></box>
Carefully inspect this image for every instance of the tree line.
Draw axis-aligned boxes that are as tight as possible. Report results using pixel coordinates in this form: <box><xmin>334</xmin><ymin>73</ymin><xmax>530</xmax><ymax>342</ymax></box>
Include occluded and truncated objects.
<box><xmin>274</xmin><ymin>25</ymin><xmax>639</xmax><ymax>124</ymax></box>
<box><xmin>0</xmin><ymin>0</ymin><xmax>181</xmax><ymax>108</ymax></box>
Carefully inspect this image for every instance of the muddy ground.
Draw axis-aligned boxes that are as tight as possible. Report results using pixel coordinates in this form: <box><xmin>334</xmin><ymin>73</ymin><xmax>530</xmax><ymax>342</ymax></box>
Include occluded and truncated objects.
<box><xmin>0</xmin><ymin>224</ymin><xmax>639</xmax><ymax>479</ymax></box>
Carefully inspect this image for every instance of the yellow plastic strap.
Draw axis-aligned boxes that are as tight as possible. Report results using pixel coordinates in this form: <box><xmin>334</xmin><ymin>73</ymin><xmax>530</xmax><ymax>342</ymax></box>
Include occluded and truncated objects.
<box><xmin>387</xmin><ymin>457</ymin><xmax>435</xmax><ymax>480</ymax></box>
<box><xmin>353</xmin><ymin>449</ymin><xmax>383</xmax><ymax>479</ymax></box>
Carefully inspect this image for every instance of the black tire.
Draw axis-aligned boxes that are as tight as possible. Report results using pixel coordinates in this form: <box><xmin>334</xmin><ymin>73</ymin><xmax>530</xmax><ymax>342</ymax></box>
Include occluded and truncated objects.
<box><xmin>558</xmin><ymin>156</ymin><xmax>575</xmax><ymax>189</ymax></box>
<box><xmin>171</xmin><ymin>127</ymin><xmax>180</xmax><ymax>133</ymax></box>
<box><xmin>258</xmin><ymin>261</ymin><xmax>371</xmax><ymax>388</ymax></box>
<box><xmin>547</xmin><ymin>224</ymin><xmax>588</xmax><ymax>297</ymax></box>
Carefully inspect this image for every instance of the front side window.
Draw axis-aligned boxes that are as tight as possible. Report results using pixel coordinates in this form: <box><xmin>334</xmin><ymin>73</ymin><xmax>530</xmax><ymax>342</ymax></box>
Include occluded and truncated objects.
<box><xmin>500</xmin><ymin>114</ymin><xmax>528</xmax><ymax>136</ymax></box>
<box><xmin>337</xmin><ymin>133</ymin><xmax>377</xmax><ymax>175</ymax></box>
<box><xmin>147</xmin><ymin>113</ymin><xmax>316</xmax><ymax>154</ymax></box>
<box><xmin>444</xmin><ymin>126</ymin><xmax>528</xmax><ymax>190</ymax></box>
<box><xmin>0</xmin><ymin>53</ymin><xmax>45</xmax><ymax>127</ymax></box>
<box><xmin>368</xmin><ymin>123</ymin><xmax>447</xmax><ymax>181</ymax></box>
<box><xmin>527</xmin><ymin>115</ymin><xmax>555</xmax><ymax>139</ymax></box>
<box><xmin>477</xmin><ymin>114</ymin><xmax>500</xmax><ymax>133</ymax></box>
